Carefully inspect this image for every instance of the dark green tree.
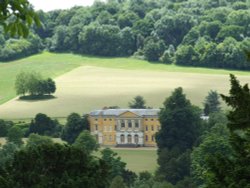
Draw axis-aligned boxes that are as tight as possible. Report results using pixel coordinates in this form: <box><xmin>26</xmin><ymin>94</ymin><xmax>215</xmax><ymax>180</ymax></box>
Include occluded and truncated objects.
<box><xmin>61</xmin><ymin>113</ymin><xmax>88</xmax><ymax>144</ymax></box>
<box><xmin>73</xmin><ymin>130</ymin><xmax>99</xmax><ymax>153</ymax></box>
<box><xmin>191</xmin><ymin>123</ymin><xmax>231</xmax><ymax>186</ymax></box>
<box><xmin>0</xmin><ymin>142</ymin><xmax>19</xmax><ymax>166</ymax></box>
<box><xmin>203</xmin><ymin>90</ymin><xmax>221</xmax><ymax>116</ymax></box>
<box><xmin>143</xmin><ymin>38</ymin><xmax>165</xmax><ymax>61</ymax></box>
<box><xmin>46</xmin><ymin>78</ymin><xmax>56</xmax><ymax>94</ymax></box>
<box><xmin>101</xmin><ymin>148</ymin><xmax>136</xmax><ymax>186</ymax></box>
<box><xmin>0</xmin><ymin>120</ymin><xmax>10</xmax><ymax>137</ymax></box>
<box><xmin>110</xmin><ymin>176</ymin><xmax>126</xmax><ymax>188</ymax></box>
<box><xmin>175</xmin><ymin>45</ymin><xmax>199</xmax><ymax>66</ymax></box>
<box><xmin>128</xmin><ymin>95</ymin><xmax>147</xmax><ymax>109</ymax></box>
<box><xmin>101</xmin><ymin>148</ymin><xmax>126</xmax><ymax>180</ymax></box>
<box><xmin>205</xmin><ymin>74</ymin><xmax>250</xmax><ymax>187</ymax></box>
<box><xmin>6</xmin><ymin>126</ymin><xmax>23</xmax><ymax>147</ymax></box>
<box><xmin>28</xmin><ymin>113</ymin><xmax>59</xmax><ymax>136</ymax></box>
<box><xmin>26</xmin><ymin>134</ymin><xmax>53</xmax><ymax>148</ymax></box>
<box><xmin>0</xmin><ymin>143</ymin><xmax>109</xmax><ymax>187</ymax></box>
<box><xmin>156</xmin><ymin>87</ymin><xmax>202</xmax><ymax>184</ymax></box>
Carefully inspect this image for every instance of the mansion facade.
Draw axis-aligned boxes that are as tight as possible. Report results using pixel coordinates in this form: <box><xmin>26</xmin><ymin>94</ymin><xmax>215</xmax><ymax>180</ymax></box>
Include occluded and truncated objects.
<box><xmin>89</xmin><ymin>109</ymin><xmax>160</xmax><ymax>147</ymax></box>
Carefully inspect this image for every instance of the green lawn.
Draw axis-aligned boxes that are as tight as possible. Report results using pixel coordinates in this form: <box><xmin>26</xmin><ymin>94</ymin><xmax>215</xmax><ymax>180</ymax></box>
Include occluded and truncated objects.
<box><xmin>1</xmin><ymin>52</ymin><xmax>250</xmax><ymax>119</ymax></box>
<box><xmin>95</xmin><ymin>148</ymin><xmax>157</xmax><ymax>174</ymax></box>
<box><xmin>112</xmin><ymin>148</ymin><xmax>157</xmax><ymax>173</ymax></box>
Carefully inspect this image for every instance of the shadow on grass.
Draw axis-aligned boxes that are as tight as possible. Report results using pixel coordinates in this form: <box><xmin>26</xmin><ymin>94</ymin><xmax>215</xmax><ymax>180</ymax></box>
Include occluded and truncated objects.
<box><xmin>18</xmin><ymin>95</ymin><xmax>56</xmax><ymax>102</ymax></box>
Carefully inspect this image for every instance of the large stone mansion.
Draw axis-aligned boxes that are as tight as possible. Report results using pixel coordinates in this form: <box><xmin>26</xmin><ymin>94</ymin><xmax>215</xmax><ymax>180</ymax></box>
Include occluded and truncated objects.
<box><xmin>89</xmin><ymin>109</ymin><xmax>160</xmax><ymax>147</ymax></box>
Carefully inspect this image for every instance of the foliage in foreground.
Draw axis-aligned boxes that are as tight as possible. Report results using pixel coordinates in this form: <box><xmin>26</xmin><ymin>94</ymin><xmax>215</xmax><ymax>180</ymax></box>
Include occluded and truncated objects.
<box><xmin>0</xmin><ymin>143</ymin><xmax>109</xmax><ymax>188</ymax></box>
<box><xmin>204</xmin><ymin>75</ymin><xmax>250</xmax><ymax>187</ymax></box>
<box><xmin>156</xmin><ymin>87</ymin><xmax>202</xmax><ymax>184</ymax></box>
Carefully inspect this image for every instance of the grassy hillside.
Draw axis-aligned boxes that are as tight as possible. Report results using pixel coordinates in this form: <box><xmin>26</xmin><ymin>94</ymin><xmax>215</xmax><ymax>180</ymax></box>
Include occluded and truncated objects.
<box><xmin>0</xmin><ymin>52</ymin><xmax>250</xmax><ymax>119</ymax></box>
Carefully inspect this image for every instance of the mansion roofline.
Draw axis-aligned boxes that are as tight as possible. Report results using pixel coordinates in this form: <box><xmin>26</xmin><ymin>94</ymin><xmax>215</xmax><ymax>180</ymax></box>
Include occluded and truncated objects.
<box><xmin>89</xmin><ymin>109</ymin><xmax>160</xmax><ymax>117</ymax></box>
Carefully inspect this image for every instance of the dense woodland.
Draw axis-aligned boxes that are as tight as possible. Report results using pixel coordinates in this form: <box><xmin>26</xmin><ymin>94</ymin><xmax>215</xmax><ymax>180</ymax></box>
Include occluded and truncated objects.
<box><xmin>0</xmin><ymin>0</ymin><xmax>250</xmax><ymax>70</ymax></box>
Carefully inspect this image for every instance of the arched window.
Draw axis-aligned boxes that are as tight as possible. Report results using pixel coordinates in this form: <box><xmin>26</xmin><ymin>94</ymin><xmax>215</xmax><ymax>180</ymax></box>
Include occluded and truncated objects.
<box><xmin>127</xmin><ymin>135</ymin><xmax>132</xmax><ymax>144</ymax></box>
<box><xmin>120</xmin><ymin>134</ymin><xmax>125</xmax><ymax>143</ymax></box>
<box><xmin>134</xmin><ymin>134</ymin><xmax>139</xmax><ymax>144</ymax></box>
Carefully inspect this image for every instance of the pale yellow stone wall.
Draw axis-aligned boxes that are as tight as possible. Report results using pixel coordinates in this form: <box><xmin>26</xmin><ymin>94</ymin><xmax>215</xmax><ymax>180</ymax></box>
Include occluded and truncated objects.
<box><xmin>143</xmin><ymin>117</ymin><xmax>160</xmax><ymax>147</ymax></box>
<box><xmin>89</xmin><ymin>111</ymin><xmax>160</xmax><ymax>147</ymax></box>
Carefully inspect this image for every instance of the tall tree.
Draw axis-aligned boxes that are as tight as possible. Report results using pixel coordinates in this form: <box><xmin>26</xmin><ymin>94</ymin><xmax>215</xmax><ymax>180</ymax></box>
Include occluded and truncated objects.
<box><xmin>156</xmin><ymin>87</ymin><xmax>201</xmax><ymax>184</ymax></box>
<box><xmin>61</xmin><ymin>113</ymin><xmax>88</xmax><ymax>144</ymax></box>
<box><xmin>128</xmin><ymin>95</ymin><xmax>147</xmax><ymax>109</ymax></box>
<box><xmin>205</xmin><ymin>74</ymin><xmax>250</xmax><ymax>187</ymax></box>
<box><xmin>203</xmin><ymin>90</ymin><xmax>221</xmax><ymax>116</ymax></box>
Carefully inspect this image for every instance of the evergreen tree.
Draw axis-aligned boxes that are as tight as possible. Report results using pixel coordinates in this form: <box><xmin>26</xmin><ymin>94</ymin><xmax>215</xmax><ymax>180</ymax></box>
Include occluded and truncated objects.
<box><xmin>205</xmin><ymin>74</ymin><xmax>250</xmax><ymax>187</ymax></box>
<box><xmin>203</xmin><ymin>90</ymin><xmax>221</xmax><ymax>116</ymax></box>
<box><xmin>156</xmin><ymin>87</ymin><xmax>201</xmax><ymax>184</ymax></box>
<box><xmin>128</xmin><ymin>95</ymin><xmax>146</xmax><ymax>109</ymax></box>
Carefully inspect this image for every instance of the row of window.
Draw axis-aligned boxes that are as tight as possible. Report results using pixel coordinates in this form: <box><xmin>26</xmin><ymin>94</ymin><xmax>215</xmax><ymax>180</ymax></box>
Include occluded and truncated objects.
<box><xmin>120</xmin><ymin>134</ymin><xmax>139</xmax><ymax>144</ymax></box>
<box><xmin>95</xmin><ymin>125</ymin><xmax>116</xmax><ymax>131</ymax></box>
<box><xmin>94</xmin><ymin>124</ymin><xmax>160</xmax><ymax>131</ymax></box>
<box><xmin>120</xmin><ymin>120</ymin><xmax>139</xmax><ymax>128</ymax></box>
<box><xmin>145</xmin><ymin>125</ymin><xmax>160</xmax><ymax>131</ymax></box>
<box><xmin>101</xmin><ymin>134</ymin><xmax>155</xmax><ymax>143</ymax></box>
<box><xmin>145</xmin><ymin>135</ymin><xmax>155</xmax><ymax>142</ymax></box>
<box><xmin>145</xmin><ymin>118</ymin><xmax>159</xmax><ymax>121</ymax></box>
<box><xmin>95</xmin><ymin>118</ymin><xmax>113</xmax><ymax>121</ymax></box>
<box><xmin>95</xmin><ymin>118</ymin><xmax>159</xmax><ymax>122</ymax></box>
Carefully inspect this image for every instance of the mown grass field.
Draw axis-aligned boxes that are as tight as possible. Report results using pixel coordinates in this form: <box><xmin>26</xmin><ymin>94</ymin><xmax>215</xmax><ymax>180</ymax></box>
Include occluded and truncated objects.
<box><xmin>1</xmin><ymin>52</ymin><xmax>250</xmax><ymax>119</ymax></box>
<box><xmin>111</xmin><ymin>148</ymin><xmax>157</xmax><ymax>173</ymax></box>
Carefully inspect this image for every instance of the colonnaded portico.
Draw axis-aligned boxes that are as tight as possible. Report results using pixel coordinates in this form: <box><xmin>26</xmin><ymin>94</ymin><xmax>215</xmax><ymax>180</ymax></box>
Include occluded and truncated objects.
<box><xmin>89</xmin><ymin>109</ymin><xmax>160</xmax><ymax>147</ymax></box>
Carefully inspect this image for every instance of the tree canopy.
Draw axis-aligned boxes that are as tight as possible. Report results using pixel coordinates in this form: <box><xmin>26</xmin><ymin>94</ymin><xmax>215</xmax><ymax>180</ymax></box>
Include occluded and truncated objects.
<box><xmin>0</xmin><ymin>0</ymin><xmax>250</xmax><ymax>70</ymax></box>
<box><xmin>156</xmin><ymin>87</ymin><xmax>202</xmax><ymax>184</ymax></box>
<box><xmin>128</xmin><ymin>95</ymin><xmax>147</xmax><ymax>109</ymax></box>
<box><xmin>61</xmin><ymin>113</ymin><xmax>89</xmax><ymax>144</ymax></box>
<box><xmin>0</xmin><ymin>143</ymin><xmax>109</xmax><ymax>187</ymax></box>
<box><xmin>0</xmin><ymin>0</ymin><xmax>40</xmax><ymax>37</ymax></box>
<box><xmin>203</xmin><ymin>74</ymin><xmax>250</xmax><ymax>187</ymax></box>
